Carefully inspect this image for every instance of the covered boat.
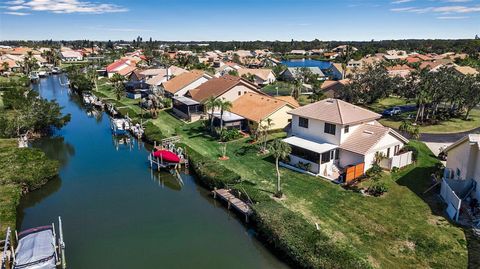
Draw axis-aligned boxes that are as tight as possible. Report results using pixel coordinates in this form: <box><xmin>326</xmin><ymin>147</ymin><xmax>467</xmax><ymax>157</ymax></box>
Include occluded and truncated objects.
<box><xmin>152</xmin><ymin>150</ymin><xmax>180</xmax><ymax>163</ymax></box>
<box><xmin>111</xmin><ymin>118</ymin><xmax>130</xmax><ymax>136</ymax></box>
<box><xmin>1</xmin><ymin>217</ymin><xmax>66</xmax><ymax>269</ymax></box>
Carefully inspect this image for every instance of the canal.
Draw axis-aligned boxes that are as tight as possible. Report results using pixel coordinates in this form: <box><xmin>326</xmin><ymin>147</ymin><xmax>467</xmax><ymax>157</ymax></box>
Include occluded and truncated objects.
<box><xmin>17</xmin><ymin>75</ymin><xmax>290</xmax><ymax>269</ymax></box>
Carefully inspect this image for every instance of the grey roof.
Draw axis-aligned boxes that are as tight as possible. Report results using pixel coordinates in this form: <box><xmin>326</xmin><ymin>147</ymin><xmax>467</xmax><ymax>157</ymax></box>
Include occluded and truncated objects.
<box><xmin>173</xmin><ymin>96</ymin><xmax>200</xmax><ymax>106</ymax></box>
<box><xmin>286</xmin><ymin>67</ymin><xmax>325</xmax><ymax>78</ymax></box>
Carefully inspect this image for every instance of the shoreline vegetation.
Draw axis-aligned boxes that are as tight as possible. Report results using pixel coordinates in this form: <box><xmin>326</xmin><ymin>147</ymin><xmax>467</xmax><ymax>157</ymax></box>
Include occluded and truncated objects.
<box><xmin>0</xmin><ymin>76</ymin><xmax>68</xmax><ymax>238</ymax></box>
<box><xmin>0</xmin><ymin>139</ymin><xmax>59</xmax><ymax>238</ymax></box>
<box><xmin>88</xmin><ymin>81</ymin><xmax>469</xmax><ymax>268</ymax></box>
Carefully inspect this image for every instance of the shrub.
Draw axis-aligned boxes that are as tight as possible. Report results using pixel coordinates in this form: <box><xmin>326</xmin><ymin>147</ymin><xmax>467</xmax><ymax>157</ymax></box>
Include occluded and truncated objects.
<box><xmin>366</xmin><ymin>163</ymin><xmax>382</xmax><ymax>178</ymax></box>
<box><xmin>182</xmin><ymin>143</ymin><xmax>241</xmax><ymax>189</ymax></box>
<box><xmin>391</xmin><ymin>166</ymin><xmax>400</xmax><ymax>173</ymax></box>
<box><xmin>401</xmin><ymin>144</ymin><xmax>418</xmax><ymax>161</ymax></box>
<box><xmin>143</xmin><ymin>122</ymin><xmax>166</xmax><ymax>142</ymax></box>
<box><xmin>219</xmin><ymin>128</ymin><xmax>242</xmax><ymax>142</ymax></box>
<box><xmin>367</xmin><ymin>181</ymin><xmax>389</xmax><ymax>196</ymax></box>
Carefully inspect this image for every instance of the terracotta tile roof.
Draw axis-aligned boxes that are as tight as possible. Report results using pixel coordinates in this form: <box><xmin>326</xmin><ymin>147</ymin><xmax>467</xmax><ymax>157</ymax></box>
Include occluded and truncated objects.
<box><xmin>419</xmin><ymin>61</ymin><xmax>443</xmax><ymax>70</ymax></box>
<box><xmin>162</xmin><ymin>70</ymin><xmax>207</xmax><ymax>94</ymax></box>
<box><xmin>230</xmin><ymin>93</ymin><xmax>295</xmax><ymax>123</ymax></box>
<box><xmin>340</xmin><ymin>124</ymin><xmax>408</xmax><ymax>155</ymax></box>
<box><xmin>288</xmin><ymin>98</ymin><xmax>381</xmax><ymax>125</ymax></box>
<box><xmin>274</xmin><ymin>96</ymin><xmax>300</xmax><ymax>108</ymax></box>
<box><xmin>117</xmin><ymin>65</ymin><xmax>137</xmax><ymax>76</ymax></box>
<box><xmin>406</xmin><ymin>57</ymin><xmax>421</xmax><ymax>64</ymax></box>
<box><xmin>188</xmin><ymin>75</ymin><xmax>258</xmax><ymax>103</ymax></box>
<box><xmin>454</xmin><ymin>66</ymin><xmax>479</xmax><ymax>76</ymax></box>
<box><xmin>107</xmin><ymin>59</ymin><xmax>129</xmax><ymax>73</ymax></box>
<box><xmin>321</xmin><ymin>80</ymin><xmax>339</xmax><ymax>90</ymax></box>
<box><xmin>386</xmin><ymin>65</ymin><xmax>413</xmax><ymax>71</ymax></box>
<box><xmin>237</xmin><ymin>68</ymin><xmax>274</xmax><ymax>81</ymax></box>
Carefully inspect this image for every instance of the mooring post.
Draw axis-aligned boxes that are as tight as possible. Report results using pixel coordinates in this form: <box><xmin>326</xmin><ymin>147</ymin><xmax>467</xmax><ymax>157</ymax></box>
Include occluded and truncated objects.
<box><xmin>213</xmin><ymin>187</ymin><xmax>217</xmax><ymax>198</ymax></box>
<box><xmin>227</xmin><ymin>198</ymin><xmax>231</xmax><ymax>210</ymax></box>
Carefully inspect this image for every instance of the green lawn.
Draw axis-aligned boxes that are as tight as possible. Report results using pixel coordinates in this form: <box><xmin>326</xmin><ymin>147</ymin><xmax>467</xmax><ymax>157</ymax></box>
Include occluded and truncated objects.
<box><xmin>261</xmin><ymin>81</ymin><xmax>294</xmax><ymax>96</ymax></box>
<box><xmin>92</xmin><ymin>89</ymin><xmax>469</xmax><ymax>268</ymax></box>
<box><xmin>368</xmin><ymin>97</ymin><xmax>480</xmax><ymax>134</ymax></box>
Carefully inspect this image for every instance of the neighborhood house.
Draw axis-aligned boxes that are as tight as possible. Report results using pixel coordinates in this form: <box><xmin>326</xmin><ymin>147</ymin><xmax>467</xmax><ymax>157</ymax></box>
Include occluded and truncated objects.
<box><xmin>282</xmin><ymin>99</ymin><xmax>410</xmax><ymax>180</ymax></box>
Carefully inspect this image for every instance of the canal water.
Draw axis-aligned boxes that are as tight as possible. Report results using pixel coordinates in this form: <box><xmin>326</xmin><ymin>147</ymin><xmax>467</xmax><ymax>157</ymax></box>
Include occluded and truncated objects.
<box><xmin>17</xmin><ymin>75</ymin><xmax>290</xmax><ymax>269</ymax></box>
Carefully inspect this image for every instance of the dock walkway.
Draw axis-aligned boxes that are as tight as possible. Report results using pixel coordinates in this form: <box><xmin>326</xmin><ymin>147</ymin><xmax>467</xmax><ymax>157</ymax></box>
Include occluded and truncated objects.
<box><xmin>212</xmin><ymin>188</ymin><xmax>253</xmax><ymax>222</ymax></box>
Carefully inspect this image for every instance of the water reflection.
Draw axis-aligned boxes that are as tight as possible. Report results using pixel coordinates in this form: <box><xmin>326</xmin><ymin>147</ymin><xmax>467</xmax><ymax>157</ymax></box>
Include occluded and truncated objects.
<box><xmin>16</xmin><ymin>176</ymin><xmax>62</xmax><ymax>227</ymax></box>
<box><xmin>149</xmin><ymin>168</ymin><xmax>184</xmax><ymax>191</ymax></box>
<box><xmin>32</xmin><ymin>136</ymin><xmax>75</xmax><ymax>168</ymax></box>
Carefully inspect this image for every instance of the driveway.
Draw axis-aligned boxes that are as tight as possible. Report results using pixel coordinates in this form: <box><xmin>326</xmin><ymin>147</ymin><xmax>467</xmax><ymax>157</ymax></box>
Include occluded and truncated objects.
<box><xmin>419</xmin><ymin>126</ymin><xmax>480</xmax><ymax>143</ymax></box>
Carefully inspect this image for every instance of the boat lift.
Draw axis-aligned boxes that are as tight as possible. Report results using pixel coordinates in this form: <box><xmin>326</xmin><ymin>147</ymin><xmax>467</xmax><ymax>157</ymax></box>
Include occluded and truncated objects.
<box><xmin>1</xmin><ymin>217</ymin><xmax>66</xmax><ymax>269</ymax></box>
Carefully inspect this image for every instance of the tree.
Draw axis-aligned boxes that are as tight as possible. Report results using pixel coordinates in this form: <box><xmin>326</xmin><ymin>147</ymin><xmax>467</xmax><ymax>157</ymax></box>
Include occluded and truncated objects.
<box><xmin>2</xmin><ymin>62</ymin><xmax>10</xmax><ymax>72</ymax></box>
<box><xmin>217</xmin><ymin>98</ymin><xmax>232</xmax><ymax>132</ymax></box>
<box><xmin>109</xmin><ymin>73</ymin><xmax>125</xmax><ymax>100</ymax></box>
<box><xmin>259</xmin><ymin>118</ymin><xmax>274</xmax><ymax>153</ymax></box>
<box><xmin>204</xmin><ymin>97</ymin><xmax>220</xmax><ymax>132</ymax></box>
<box><xmin>269</xmin><ymin>139</ymin><xmax>291</xmax><ymax>198</ymax></box>
<box><xmin>460</xmin><ymin>75</ymin><xmax>480</xmax><ymax>120</ymax></box>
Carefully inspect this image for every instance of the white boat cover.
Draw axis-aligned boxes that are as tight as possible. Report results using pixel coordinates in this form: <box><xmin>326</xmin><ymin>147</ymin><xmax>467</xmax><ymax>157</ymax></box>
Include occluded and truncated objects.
<box><xmin>14</xmin><ymin>229</ymin><xmax>56</xmax><ymax>269</ymax></box>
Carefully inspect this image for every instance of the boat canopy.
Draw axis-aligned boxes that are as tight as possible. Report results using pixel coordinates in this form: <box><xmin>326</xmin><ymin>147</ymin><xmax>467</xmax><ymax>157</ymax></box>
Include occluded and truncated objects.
<box><xmin>14</xmin><ymin>226</ymin><xmax>57</xmax><ymax>269</ymax></box>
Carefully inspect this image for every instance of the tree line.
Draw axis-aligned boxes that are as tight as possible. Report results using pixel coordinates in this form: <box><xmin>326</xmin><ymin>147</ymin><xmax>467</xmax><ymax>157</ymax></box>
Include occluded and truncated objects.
<box><xmin>340</xmin><ymin>65</ymin><xmax>480</xmax><ymax>123</ymax></box>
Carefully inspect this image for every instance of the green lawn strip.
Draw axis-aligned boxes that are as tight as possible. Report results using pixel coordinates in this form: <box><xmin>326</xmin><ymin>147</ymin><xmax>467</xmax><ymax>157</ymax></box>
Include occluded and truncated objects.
<box><xmin>366</xmin><ymin>96</ymin><xmax>415</xmax><ymax>114</ymax></box>
<box><xmin>0</xmin><ymin>139</ymin><xmax>59</xmax><ymax>238</ymax></box>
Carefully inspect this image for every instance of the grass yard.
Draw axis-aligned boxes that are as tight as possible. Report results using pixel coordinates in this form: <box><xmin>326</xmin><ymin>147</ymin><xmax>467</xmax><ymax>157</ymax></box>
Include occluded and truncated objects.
<box><xmin>144</xmin><ymin>110</ymin><xmax>468</xmax><ymax>268</ymax></box>
<box><xmin>261</xmin><ymin>81</ymin><xmax>294</xmax><ymax>96</ymax></box>
<box><xmin>368</xmin><ymin>97</ymin><xmax>480</xmax><ymax>134</ymax></box>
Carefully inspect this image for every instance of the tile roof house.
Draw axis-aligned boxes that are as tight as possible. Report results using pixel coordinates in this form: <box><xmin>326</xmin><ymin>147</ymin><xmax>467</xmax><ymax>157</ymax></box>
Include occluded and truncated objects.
<box><xmin>61</xmin><ymin>50</ymin><xmax>83</xmax><ymax>62</ymax></box>
<box><xmin>145</xmin><ymin>66</ymin><xmax>188</xmax><ymax>86</ymax></box>
<box><xmin>186</xmin><ymin>75</ymin><xmax>263</xmax><ymax>103</ymax></box>
<box><xmin>321</xmin><ymin>79</ymin><xmax>350</xmax><ymax>98</ymax></box>
<box><xmin>209</xmin><ymin>93</ymin><xmax>298</xmax><ymax>132</ymax></box>
<box><xmin>237</xmin><ymin>68</ymin><xmax>276</xmax><ymax>85</ymax></box>
<box><xmin>173</xmin><ymin>75</ymin><xmax>264</xmax><ymax>122</ymax></box>
<box><xmin>281</xmin><ymin>67</ymin><xmax>326</xmax><ymax>81</ymax></box>
<box><xmin>161</xmin><ymin>70</ymin><xmax>212</xmax><ymax>97</ymax></box>
<box><xmin>282</xmin><ymin>99</ymin><xmax>409</xmax><ymax>179</ymax></box>
<box><xmin>453</xmin><ymin>66</ymin><xmax>479</xmax><ymax>76</ymax></box>
<box><xmin>386</xmin><ymin>65</ymin><xmax>413</xmax><ymax>78</ymax></box>
<box><xmin>106</xmin><ymin>59</ymin><xmax>137</xmax><ymax>78</ymax></box>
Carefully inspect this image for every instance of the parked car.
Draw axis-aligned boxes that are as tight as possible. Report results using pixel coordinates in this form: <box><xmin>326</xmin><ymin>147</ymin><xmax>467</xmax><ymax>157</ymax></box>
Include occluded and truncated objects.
<box><xmin>382</xmin><ymin>106</ymin><xmax>402</xmax><ymax>117</ymax></box>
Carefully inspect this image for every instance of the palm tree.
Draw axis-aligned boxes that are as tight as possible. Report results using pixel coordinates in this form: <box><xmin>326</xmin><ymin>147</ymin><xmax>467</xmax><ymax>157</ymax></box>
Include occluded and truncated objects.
<box><xmin>204</xmin><ymin>97</ymin><xmax>220</xmax><ymax>132</ymax></box>
<box><xmin>269</xmin><ymin>139</ymin><xmax>291</xmax><ymax>198</ymax></box>
<box><xmin>109</xmin><ymin>73</ymin><xmax>125</xmax><ymax>100</ymax></box>
<box><xmin>261</xmin><ymin>118</ymin><xmax>274</xmax><ymax>153</ymax></box>
<box><xmin>217</xmin><ymin>98</ymin><xmax>232</xmax><ymax>132</ymax></box>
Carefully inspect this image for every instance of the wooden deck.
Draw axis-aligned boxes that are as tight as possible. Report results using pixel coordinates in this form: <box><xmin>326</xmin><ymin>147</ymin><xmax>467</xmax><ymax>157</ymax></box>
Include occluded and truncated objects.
<box><xmin>212</xmin><ymin>188</ymin><xmax>252</xmax><ymax>222</ymax></box>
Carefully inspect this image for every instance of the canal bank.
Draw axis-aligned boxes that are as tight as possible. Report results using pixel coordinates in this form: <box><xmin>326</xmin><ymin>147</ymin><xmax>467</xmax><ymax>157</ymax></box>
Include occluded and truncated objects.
<box><xmin>18</xmin><ymin>75</ymin><xmax>291</xmax><ymax>269</ymax></box>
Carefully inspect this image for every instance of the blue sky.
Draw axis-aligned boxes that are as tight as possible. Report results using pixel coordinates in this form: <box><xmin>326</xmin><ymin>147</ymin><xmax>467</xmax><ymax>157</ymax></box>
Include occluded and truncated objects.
<box><xmin>0</xmin><ymin>0</ymin><xmax>479</xmax><ymax>41</ymax></box>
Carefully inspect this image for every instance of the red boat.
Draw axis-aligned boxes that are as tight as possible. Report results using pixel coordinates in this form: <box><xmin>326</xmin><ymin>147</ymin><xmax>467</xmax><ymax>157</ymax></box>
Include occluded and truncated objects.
<box><xmin>152</xmin><ymin>150</ymin><xmax>180</xmax><ymax>163</ymax></box>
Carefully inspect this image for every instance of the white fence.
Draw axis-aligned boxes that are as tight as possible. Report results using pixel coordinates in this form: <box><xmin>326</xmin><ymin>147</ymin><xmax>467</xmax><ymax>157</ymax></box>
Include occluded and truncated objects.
<box><xmin>380</xmin><ymin>151</ymin><xmax>413</xmax><ymax>170</ymax></box>
<box><xmin>440</xmin><ymin>178</ymin><xmax>476</xmax><ymax>222</ymax></box>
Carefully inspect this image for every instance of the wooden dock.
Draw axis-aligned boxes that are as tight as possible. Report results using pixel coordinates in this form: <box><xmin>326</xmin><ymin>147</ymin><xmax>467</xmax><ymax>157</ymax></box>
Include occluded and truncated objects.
<box><xmin>212</xmin><ymin>188</ymin><xmax>253</xmax><ymax>222</ymax></box>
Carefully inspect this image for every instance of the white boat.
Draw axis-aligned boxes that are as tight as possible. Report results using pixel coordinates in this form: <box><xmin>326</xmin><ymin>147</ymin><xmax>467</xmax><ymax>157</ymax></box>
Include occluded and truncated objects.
<box><xmin>111</xmin><ymin>118</ymin><xmax>130</xmax><ymax>136</ymax></box>
<box><xmin>29</xmin><ymin>71</ymin><xmax>39</xmax><ymax>82</ymax></box>
<box><xmin>51</xmin><ymin>67</ymin><xmax>62</xmax><ymax>74</ymax></box>
<box><xmin>38</xmin><ymin>70</ymin><xmax>48</xmax><ymax>77</ymax></box>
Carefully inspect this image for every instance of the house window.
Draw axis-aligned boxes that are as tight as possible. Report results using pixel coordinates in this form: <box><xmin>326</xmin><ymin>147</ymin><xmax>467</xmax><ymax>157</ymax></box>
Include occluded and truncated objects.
<box><xmin>386</xmin><ymin>148</ymin><xmax>391</xmax><ymax>158</ymax></box>
<box><xmin>344</xmin><ymin>125</ymin><xmax>350</xmax><ymax>133</ymax></box>
<box><xmin>335</xmin><ymin>149</ymin><xmax>339</xmax><ymax>160</ymax></box>
<box><xmin>244</xmin><ymin>91</ymin><xmax>247</xmax><ymax>95</ymax></box>
<box><xmin>394</xmin><ymin>145</ymin><xmax>400</xmax><ymax>155</ymax></box>
<box><xmin>238</xmin><ymin>91</ymin><xmax>241</xmax><ymax>96</ymax></box>
<box><xmin>299</xmin><ymin>117</ymin><xmax>309</xmax><ymax>128</ymax></box>
<box><xmin>324</xmin><ymin>123</ymin><xmax>336</xmax><ymax>135</ymax></box>
<box><xmin>330</xmin><ymin>150</ymin><xmax>335</xmax><ymax>160</ymax></box>
<box><xmin>321</xmin><ymin>152</ymin><xmax>331</xmax><ymax>164</ymax></box>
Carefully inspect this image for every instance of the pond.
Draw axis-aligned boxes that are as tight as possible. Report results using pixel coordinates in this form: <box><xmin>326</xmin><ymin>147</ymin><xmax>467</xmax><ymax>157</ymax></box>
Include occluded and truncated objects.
<box><xmin>17</xmin><ymin>75</ymin><xmax>290</xmax><ymax>269</ymax></box>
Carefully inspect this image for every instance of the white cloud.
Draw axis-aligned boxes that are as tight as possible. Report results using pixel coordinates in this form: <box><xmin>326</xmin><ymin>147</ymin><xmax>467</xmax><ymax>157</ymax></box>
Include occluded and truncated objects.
<box><xmin>437</xmin><ymin>16</ymin><xmax>469</xmax><ymax>19</ymax></box>
<box><xmin>391</xmin><ymin>4</ymin><xmax>480</xmax><ymax>14</ymax></box>
<box><xmin>3</xmin><ymin>0</ymin><xmax>128</xmax><ymax>14</ymax></box>
<box><xmin>391</xmin><ymin>0</ymin><xmax>414</xmax><ymax>4</ymax></box>
<box><xmin>4</xmin><ymin>11</ymin><xmax>30</xmax><ymax>15</ymax></box>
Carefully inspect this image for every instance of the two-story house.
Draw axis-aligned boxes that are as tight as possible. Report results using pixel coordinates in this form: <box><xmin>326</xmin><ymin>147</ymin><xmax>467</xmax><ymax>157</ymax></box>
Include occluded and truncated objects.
<box><xmin>283</xmin><ymin>99</ymin><xmax>409</xmax><ymax>179</ymax></box>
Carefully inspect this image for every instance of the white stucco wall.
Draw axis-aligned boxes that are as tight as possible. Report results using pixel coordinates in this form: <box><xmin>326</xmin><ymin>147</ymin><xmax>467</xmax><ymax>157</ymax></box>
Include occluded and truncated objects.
<box><xmin>446</xmin><ymin>141</ymin><xmax>471</xmax><ymax>180</ymax></box>
<box><xmin>289</xmin><ymin>155</ymin><xmax>320</xmax><ymax>174</ymax></box>
<box><xmin>291</xmin><ymin>115</ymin><xmax>341</xmax><ymax>145</ymax></box>
<box><xmin>219</xmin><ymin>85</ymin><xmax>259</xmax><ymax>102</ymax></box>
<box><xmin>175</xmin><ymin>77</ymin><xmax>210</xmax><ymax>97</ymax></box>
